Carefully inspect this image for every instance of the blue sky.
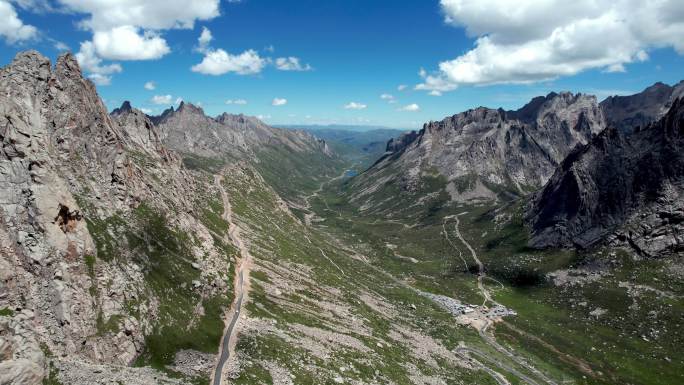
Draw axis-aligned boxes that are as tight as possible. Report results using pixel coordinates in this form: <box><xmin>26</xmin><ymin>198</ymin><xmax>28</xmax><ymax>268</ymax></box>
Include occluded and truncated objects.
<box><xmin>1</xmin><ymin>0</ymin><xmax>683</xmax><ymax>129</ymax></box>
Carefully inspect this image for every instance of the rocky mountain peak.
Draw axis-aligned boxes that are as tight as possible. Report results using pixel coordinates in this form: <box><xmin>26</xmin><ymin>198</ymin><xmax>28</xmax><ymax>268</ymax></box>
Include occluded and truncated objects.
<box><xmin>216</xmin><ymin>112</ymin><xmax>263</xmax><ymax>127</ymax></box>
<box><xmin>110</xmin><ymin>101</ymin><xmax>172</xmax><ymax>161</ymax></box>
<box><xmin>176</xmin><ymin>101</ymin><xmax>205</xmax><ymax>116</ymax></box>
<box><xmin>511</xmin><ymin>93</ymin><xmax>557</xmax><ymax>122</ymax></box>
<box><xmin>111</xmin><ymin>101</ymin><xmax>133</xmax><ymax>115</ymax></box>
<box><xmin>54</xmin><ymin>52</ymin><xmax>81</xmax><ymax>78</ymax></box>
<box><xmin>385</xmin><ymin>130</ymin><xmax>420</xmax><ymax>154</ymax></box>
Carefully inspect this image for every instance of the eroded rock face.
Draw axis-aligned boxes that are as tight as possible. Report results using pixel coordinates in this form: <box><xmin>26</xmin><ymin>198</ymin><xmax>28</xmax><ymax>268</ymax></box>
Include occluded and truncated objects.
<box><xmin>526</xmin><ymin>98</ymin><xmax>684</xmax><ymax>256</ymax></box>
<box><xmin>0</xmin><ymin>51</ymin><xmax>233</xmax><ymax>382</ymax></box>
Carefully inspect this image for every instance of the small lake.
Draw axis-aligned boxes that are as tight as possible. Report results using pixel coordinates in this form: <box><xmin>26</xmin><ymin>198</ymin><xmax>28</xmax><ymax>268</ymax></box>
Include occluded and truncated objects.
<box><xmin>343</xmin><ymin>169</ymin><xmax>359</xmax><ymax>178</ymax></box>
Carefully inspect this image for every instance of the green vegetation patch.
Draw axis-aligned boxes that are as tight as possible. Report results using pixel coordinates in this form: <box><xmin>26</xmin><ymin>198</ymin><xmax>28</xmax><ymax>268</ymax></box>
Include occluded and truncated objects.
<box><xmin>0</xmin><ymin>307</ymin><xmax>13</xmax><ymax>317</ymax></box>
<box><xmin>182</xmin><ymin>154</ymin><xmax>227</xmax><ymax>174</ymax></box>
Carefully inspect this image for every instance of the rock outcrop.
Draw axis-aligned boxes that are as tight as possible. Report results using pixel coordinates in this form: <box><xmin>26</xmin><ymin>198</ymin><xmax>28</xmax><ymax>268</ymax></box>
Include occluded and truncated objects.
<box><xmin>526</xmin><ymin>98</ymin><xmax>684</xmax><ymax>256</ymax></box>
<box><xmin>0</xmin><ymin>51</ymin><xmax>233</xmax><ymax>384</ymax></box>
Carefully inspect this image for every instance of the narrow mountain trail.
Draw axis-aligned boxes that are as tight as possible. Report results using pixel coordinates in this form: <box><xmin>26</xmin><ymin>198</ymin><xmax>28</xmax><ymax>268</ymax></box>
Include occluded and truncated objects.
<box><xmin>211</xmin><ymin>173</ymin><xmax>253</xmax><ymax>385</ymax></box>
<box><xmin>445</xmin><ymin>213</ymin><xmax>558</xmax><ymax>385</ymax></box>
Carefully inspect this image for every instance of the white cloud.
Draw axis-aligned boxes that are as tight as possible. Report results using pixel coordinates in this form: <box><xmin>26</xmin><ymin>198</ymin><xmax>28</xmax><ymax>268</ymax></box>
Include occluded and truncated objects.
<box><xmin>257</xmin><ymin>114</ymin><xmax>271</xmax><ymax>120</ymax></box>
<box><xmin>417</xmin><ymin>0</ymin><xmax>684</xmax><ymax>93</ymax></box>
<box><xmin>75</xmin><ymin>41</ymin><xmax>122</xmax><ymax>86</ymax></box>
<box><xmin>58</xmin><ymin>0</ymin><xmax>220</xmax><ymax>31</ymax></box>
<box><xmin>0</xmin><ymin>0</ymin><xmax>38</xmax><ymax>43</ymax></box>
<box><xmin>605</xmin><ymin>63</ymin><xmax>626</xmax><ymax>73</ymax></box>
<box><xmin>151</xmin><ymin>94</ymin><xmax>175</xmax><ymax>105</ymax></box>
<box><xmin>428</xmin><ymin>90</ymin><xmax>442</xmax><ymax>96</ymax></box>
<box><xmin>144</xmin><ymin>81</ymin><xmax>156</xmax><ymax>90</ymax></box>
<box><xmin>398</xmin><ymin>103</ymin><xmax>420</xmax><ymax>112</ymax></box>
<box><xmin>87</xmin><ymin>73</ymin><xmax>114</xmax><ymax>86</ymax></box>
<box><xmin>264</xmin><ymin>45</ymin><xmax>275</xmax><ymax>53</ymax></box>
<box><xmin>60</xmin><ymin>0</ymin><xmax>220</xmax><ymax>85</ymax></box>
<box><xmin>275</xmin><ymin>56</ymin><xmax>312</xmax><ymax>71</ymax></box>
<box><xmin>397</xmin><ymin>84</ymin><xmax>408</xmax><ymax>91</ymax></box>
<box><xmin>140</xmin><ymin>107</ymin><xmax>152</xmax><ymax>114</ymax></box>
<box><xmin>64</xmin><ymin>0</ymin><xmax>219</xmax><ymax>84</ymax></box>
<box><xmin>92</xmin><ymin>25</ymin><xmax>169</xmax><ymax>60</ymax></box>
<box><xmin>226</xmin><ymin>99</ymin><xmax>247</xmax><ymax>105</ymax></box>
<box><xmin>53</xmin><ymin>40</ymin><xmax>69</xmax><ymax>51</ymax></box>
<box><xmin>344</xmin><ymin>102</ymin><xmax>367</xmax><ymax>110</ymax></box>
<box><xmin>272</xmin><ymin>98</ymin><xmax>287</xmax><ymax>106</ymax></box>
<box><xmin>380</xmin><ymin>93</ymin><xmax>397</xmax><ymax>104</ymax></box>
<box><xmin>196</xmin><ymin>26</ymin><xmax>212</xmax><ymax>53</ymax></box>
<box><xmin>192</xmin><ymin>48</ymin><xmax>266</xmax><ymax>75</ymax></box>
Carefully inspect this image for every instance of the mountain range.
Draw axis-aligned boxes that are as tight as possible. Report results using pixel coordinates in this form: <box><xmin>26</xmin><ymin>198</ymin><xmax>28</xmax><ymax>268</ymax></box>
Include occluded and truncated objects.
<box><xmin>0</xmin><ymin>50</ymin><xmax>682</xmax><ymax>385</ymax></box>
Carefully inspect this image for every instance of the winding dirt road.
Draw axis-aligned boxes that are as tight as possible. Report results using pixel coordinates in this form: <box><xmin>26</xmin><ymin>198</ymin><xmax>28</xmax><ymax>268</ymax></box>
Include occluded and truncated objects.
<box><xmin>211</xmin><ymin>174</ymin><xmax>253</xmax><ymax>385</ymax></box>
<box><xmin>444</xmin><ymin>214</ymin><xmax>558</xmax><ymax>385</ymax></box>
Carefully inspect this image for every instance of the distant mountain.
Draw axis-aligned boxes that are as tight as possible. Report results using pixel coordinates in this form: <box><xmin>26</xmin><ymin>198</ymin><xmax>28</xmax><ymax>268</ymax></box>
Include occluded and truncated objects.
<box><xmin>150</xmin><ymin>103</ymin><xmax>332</xmax><ymax>160</ymax></box>
<box><xmin>601</xmin><ymin>80</ymin><xmax>684</xmax><ymax>134</ymax></box>
<box><xmin>288</xmin><ymin>127</ymin><xmax>405</xmax><ymax>168</ymax></box>
<box><xmin>349</xmin><ymin>92</ymin><xmax>606</xmax><ymax>211</ymax></box>
<box><xmin>526</xmin><ymin>98</ymin><xmax>684</xmax><ymax>256</ymax></box>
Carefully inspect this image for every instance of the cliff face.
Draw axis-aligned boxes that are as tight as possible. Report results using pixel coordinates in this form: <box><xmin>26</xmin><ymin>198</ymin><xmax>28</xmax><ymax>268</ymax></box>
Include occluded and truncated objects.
<box><xmin>0</xmin><ymin>51</ymin><xmax>232</xmax><ymax>384</ymax></box>
<box><xmin>526</xmin><ymin>98</ymin><xmax>684</xmax><ymax>256</ymax></box>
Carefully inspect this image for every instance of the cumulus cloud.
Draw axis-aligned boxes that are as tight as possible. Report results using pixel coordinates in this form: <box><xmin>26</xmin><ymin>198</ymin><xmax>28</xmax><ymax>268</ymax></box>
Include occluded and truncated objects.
<box><xmin>192</xmin><ymin>48</ymin><xmax>266</xmax><ymax>75</ymax></box>
<box><xmin>86</xmin><ymin>73</ymin><xmax>114</xmax><ymax>86</ymax></box>
<box><xmin>64</xmin><ymin>0</ymin><xmax>220</xmax><ymax>60</ymax></box>
<box><xmin>65</xmin><ymin>0</ymin><xmax>220</xmax><ymax>84</ymax></box>
<box><xmin>191</xmin><ymin>28</ymin><xmax>311</xmax><ymax>77</ymax></box>
<box><xmin>92</xmin><ymin>25</ymin><xmax>169</xmax><ymax>60</ymax></box>
<box><xmin>75</xmin><ymin>41</ymin><xmax>122</xmax><ymax>86</ymax></box>
<box><xmin>144</xmin><ymin>81</ymin><xmax>156</xmax><ymax>90</ymax></box>
<box><xmin>417</xmin><ymin>0</ymin><xmax>684</xmax><ymax>93</ymax></box>
<box><xmin>0</xmin><ymin>0</ymin><xmax>38</xmax><ymax>43</ymax></box>
<box><xmin>272</xmin><ymin>98</ymin><xmax>287</xmax><ymax>106</ymax></box>
<box><xmin>196</xmin><ymin>26</ymin><xmax>212</xmax><ymax>53</ymax></box>
<box><xmin>151</xmin><ymin>94</ymin><xmax>182</xmax><ymax>105</ymax></box>
<box><xmin>58</xmin><ymin>0</ymin><xmax>219</xmax><ymax>31</ymax></box>
<box><xmin>225</xmin><ymin>99</ymin><xmax>247</xmax><ymax>105</ymax></box>
<box><xmin>344</xmin><ymin>102</ymin><xmax>367</xmax><ymax>110</ymax></box>
<box><xmin>397</xmin><ymin>84</ymin><xmax>408</xmax><ymax>91</ymax></box>
<box><xmin>275</xmin><ymin>57</ymin><xmax>312</xmax><ymax>71</ymax></box>
<box><xmin>53</xmin><ymin>40</ymin><xmax>69</xmax><ymax>51</ymax></box>
<box><xmin>398</xmin><ymin>103</ymin><xmax>420</xmax><ymax>112</ymax></box>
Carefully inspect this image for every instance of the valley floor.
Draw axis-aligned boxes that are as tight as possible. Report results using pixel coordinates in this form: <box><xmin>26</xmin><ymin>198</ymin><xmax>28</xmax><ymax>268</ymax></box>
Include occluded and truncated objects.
<box><xmin>258</xmin><ymin>166</ymin><xmax>684</xmax><ymax>385</ymax></box>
